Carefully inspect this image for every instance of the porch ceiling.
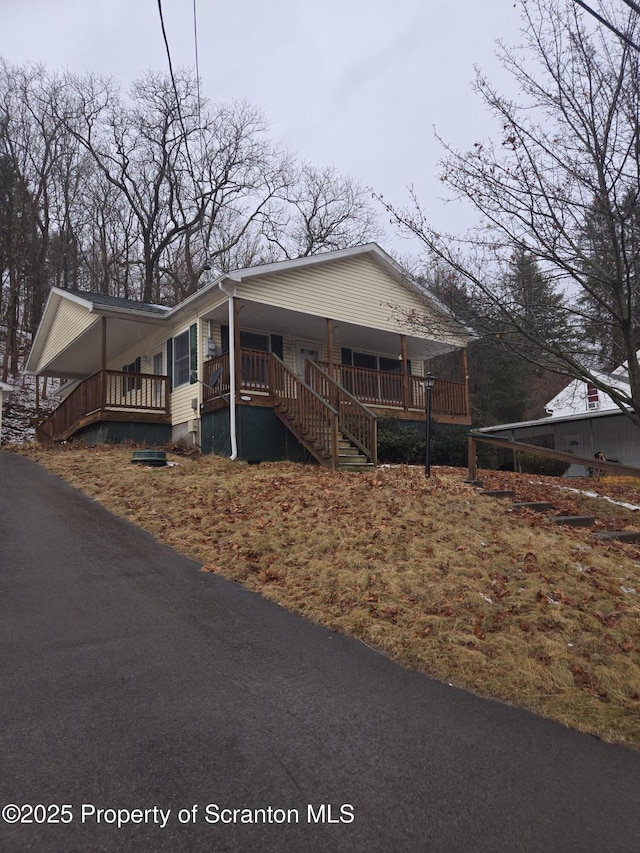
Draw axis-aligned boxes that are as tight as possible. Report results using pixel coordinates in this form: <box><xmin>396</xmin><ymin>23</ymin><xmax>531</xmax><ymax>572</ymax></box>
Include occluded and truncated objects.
<box><xmin>201</xmin><ymin>300</ymin><xmax>458</xmax><ymax>360</ymax></box>
<box><xmin>37</xmin><ymin>316</ymin><xmax>163</xmax><ymax>379</ymax></box>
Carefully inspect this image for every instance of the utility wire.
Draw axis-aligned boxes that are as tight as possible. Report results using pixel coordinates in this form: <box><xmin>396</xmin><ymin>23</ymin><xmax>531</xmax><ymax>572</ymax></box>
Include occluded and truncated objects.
<box><xmin>572</xmin><ymin>0</ymin><xmax>640</xmax><ymax>52</ymax></box>
<box><xmin>156</xmin><ymin>0</ymin><xmax>200</xmax><ymax>186</ymax></box>
<box><xmin>193</xmin><ymin>0</ymin><xmax>202</xmax><ymax>119</ymax></box>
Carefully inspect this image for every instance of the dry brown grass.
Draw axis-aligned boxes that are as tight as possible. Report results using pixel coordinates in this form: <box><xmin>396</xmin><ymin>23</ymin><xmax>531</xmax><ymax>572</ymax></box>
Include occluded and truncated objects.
<box><xmin>11</xmin><ymin>443</ymin><xmax>640</xmax><ymax>749</ymax></box>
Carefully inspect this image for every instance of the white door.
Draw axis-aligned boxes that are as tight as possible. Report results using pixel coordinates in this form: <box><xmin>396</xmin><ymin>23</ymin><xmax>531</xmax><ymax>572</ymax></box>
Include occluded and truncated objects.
<box><xmin>152</xmin><ymin>352</ymin><xmax>164</xmax><ymax>406</ymax></box>
<box><xmin>296</xmin><ymin>342</ymin><xmax>321</xmax><ymax>378</ymax></box>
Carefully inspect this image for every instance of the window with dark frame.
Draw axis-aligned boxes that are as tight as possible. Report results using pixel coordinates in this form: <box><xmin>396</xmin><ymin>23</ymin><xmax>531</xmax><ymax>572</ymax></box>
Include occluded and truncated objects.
<box><xmin>122</xmin><ymin>357</ymin><xmax>141</xmax><ymax>394</ymax></box>
<box><xmin>173</xmin><ymin>329</ymin><xmax>191</xmax><ymax>388</ymax></box>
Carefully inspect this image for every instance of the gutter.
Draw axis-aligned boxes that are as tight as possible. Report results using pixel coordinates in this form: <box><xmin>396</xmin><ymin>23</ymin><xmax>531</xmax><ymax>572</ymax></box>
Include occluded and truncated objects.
<box><xmin>217</xmin><ymin>277</ymin><xmax>240</xmax><ymax>461</ymax></box>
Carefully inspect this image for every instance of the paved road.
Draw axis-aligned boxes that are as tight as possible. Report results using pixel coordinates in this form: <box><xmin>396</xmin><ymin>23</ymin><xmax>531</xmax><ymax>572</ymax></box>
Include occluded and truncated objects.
<box><xmin>1</xmin><ymin>451</ymin><xmax>639</xmax><ymax>852</ymax></box>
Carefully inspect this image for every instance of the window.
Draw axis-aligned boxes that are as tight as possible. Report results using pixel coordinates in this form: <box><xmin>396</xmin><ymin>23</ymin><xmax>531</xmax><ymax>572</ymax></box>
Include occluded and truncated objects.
<box><xmin>168</xmin><ymin>325</ymin><xmax>197</xmax><ymax>389</ymax></box>
<box><xmin>343</xmin><ymin>349</ymin><xmax>405</xmax><ymax>374</ymax></box>
<box><xmin>587</xmin><ymin>384</ymin><xmax>599</xmax><ymax>410</ymax></box>
<box><xmin>220</xmin><ymin>326</ymin><xmax>283</xmax><ymax>359</ymax></box>
<box><xmin>240</xmin><ymin>330</ymin><xmax>270</xmax><ymax>352</ymax></box>
<box><xmin>173</xmin><ymin>330</ymin><xmax>191</xmax><ymax>388</ymax></box>
<box><xmin>122</xmin><ymin>357</ymin><xmax>141</xmax><ymax>394</ymax></box>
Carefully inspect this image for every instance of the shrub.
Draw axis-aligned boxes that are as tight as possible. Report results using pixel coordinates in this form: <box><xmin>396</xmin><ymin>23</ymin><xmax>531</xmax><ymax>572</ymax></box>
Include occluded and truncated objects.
<box><xmin>518</xmin><ymin>453</ymin><xmax>570</xmax><ymax>477</ymax></box>
<box><xmin>376</xmin><ymin>417</ymin><xmax>473</xmax><ymax>468</ymax></box>
<box><xmin>377</xmin><ymin>417</ymin><xmax>424</xmax><ymax>464</ymax></box>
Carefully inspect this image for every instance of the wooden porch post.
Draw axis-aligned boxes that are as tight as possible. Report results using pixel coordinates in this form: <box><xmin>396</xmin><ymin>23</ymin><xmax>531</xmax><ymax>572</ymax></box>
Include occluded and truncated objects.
<box><xmin>100</xmin><ymin>316</ymin><xmax>107</xmax><ymax>409</ymax></box>
<box><xmin>233</xmin><ymin>296</ymin><xmax>241</xmax><ymax>399</ymax></box>
<box><xmin>326</xmin><ymin>319</ymin><xmax>335</xmax><ymax>378</ymax></box>
<box><xmin>468</xmin><ymin>435</ymin><xmax>477</xmax><ymax>481</ymax></box>
<box><xmin>400</xmin><ymin>335</ymin><xmax>410</xmax><ymax>411</ymax></box>
<box><xmin>101</xmin><ymin>317</ymin><xmax>107</xmax><ymax>371</ymax></box>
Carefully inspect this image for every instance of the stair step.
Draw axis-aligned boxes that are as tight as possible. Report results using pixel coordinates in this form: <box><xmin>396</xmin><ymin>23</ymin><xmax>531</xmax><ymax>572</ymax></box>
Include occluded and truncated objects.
<box><xmin>339</xmin><ymin>462</ymin><xmax>376</xmax><ymax>472</ymax></box>
<box><xmin>513</xmin><ymin>501</ymin><xmax>555</xmax><ymax>511</ymax></box>
<box><xmin>481</xmin><ymin>490</ymin><xmax>517</xmax><ymax>499</ymax></box>
<box><xmin>551</xmin><ymin>515</ymin><xmax>595</xmax><ymax>527</ymax></box>
<box><xmin>594</xmin><ymin>530</ymin><xmax>640</xmax><ymax>542</ymax></box>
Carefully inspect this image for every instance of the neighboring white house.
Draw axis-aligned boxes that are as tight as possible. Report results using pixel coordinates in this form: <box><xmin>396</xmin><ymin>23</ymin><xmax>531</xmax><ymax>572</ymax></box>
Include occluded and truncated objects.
<box><xmin>480</xmin><ymin>363</ymin><xmax>640</xmax><ymax>476</ymax></box>
<box><xmin>0</xmin><ymin>381</ymin><xmax>13</xmax><ymax>444</ymax></box>
<box><xmin>544</xmin><ymin>367</ymin><xmax>631</xmax><ymax>418</ymax></box>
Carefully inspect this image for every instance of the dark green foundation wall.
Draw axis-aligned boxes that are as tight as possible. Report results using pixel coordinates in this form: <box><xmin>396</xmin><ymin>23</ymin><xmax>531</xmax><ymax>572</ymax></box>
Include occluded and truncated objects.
<box><xmin>70</xmin><ymin>422</ymin><xmax>172</xmax><ymax>446</ymax></box>
<box><xmin>201</xmin><ymin>406</ymin><xmax>309</xmax><ymax>463</ymax></box>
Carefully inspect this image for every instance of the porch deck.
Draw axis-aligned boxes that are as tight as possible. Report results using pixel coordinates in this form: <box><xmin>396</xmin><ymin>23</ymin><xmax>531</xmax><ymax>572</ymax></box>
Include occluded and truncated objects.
<box><xmin>36</xmin><ymin>350</ymin><xmax>469</xmax><ymax>446</ymax></box>
<box><xmin>36</xmin><ymin>370</ymin><xmax>171</xmax><ymax>443</ymax></box>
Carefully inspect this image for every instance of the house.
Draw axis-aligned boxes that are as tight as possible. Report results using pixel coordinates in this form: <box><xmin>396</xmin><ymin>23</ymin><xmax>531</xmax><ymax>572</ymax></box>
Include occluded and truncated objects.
<box><xmin>479</xmin><ymin>364</ymin><xmax>640</xmax><ymax>476</ymax></box>
<box><xmin>0</xmin><ymin>381</ymin><xmax>13</xmax><ymax>444</ymax></box>
<box><xmin>26</xmin><ymin>243</ymin><xmax>471</xmax><ymax>468</ymax></box>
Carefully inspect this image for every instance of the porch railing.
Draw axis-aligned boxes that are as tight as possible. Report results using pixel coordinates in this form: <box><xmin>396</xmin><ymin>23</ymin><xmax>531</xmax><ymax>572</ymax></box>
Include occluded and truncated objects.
<box><xmin>203</xmin><ymin>352</ymin><xmax>230</xmax><ymax>399</ymax></box>
<box><xmin>318</xmin><ymin>362</ymin><xmax>468</xmax><ymax>415</ymax></box>
<box><xmin>202</xmin><ymin>349</ymin><xmax>271</xmax><ymax>403</ymax></box>
<box><xmin>203</xmin><ymin>352</ymin><xmax>467</xmax><ymax>417</ymax></box>
<box><xmin>306</xmin><ymin>361</ymin><xmax>377</xmax><ymax>465</ymax></box>
<box><xmin>36</xmin><ymin>370</ymin><xmax>170</xmax><ymax>442</ymax></box>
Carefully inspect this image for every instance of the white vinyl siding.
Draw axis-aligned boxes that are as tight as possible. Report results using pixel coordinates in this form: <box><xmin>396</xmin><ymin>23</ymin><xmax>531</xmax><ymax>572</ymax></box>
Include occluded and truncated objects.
<box><xmin>236</xmin><ymin>255</ymin><xmax>465</xmax><ymax>347</ymax></box>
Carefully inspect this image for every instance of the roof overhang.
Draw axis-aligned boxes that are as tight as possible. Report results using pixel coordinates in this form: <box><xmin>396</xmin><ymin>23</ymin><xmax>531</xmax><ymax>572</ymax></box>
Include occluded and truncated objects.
<box><xmin>479</xmin><ymin>406</ymin><xmax>628</xmax><ymax>433</ymax></box>
<box><xmin>200</xmin><ymin>298</ymin><xmax>459</xmax><ymax>361</ymax></box>
<box><xmin>27</xmin><ymin>288</ymin><xmax>168</xmax><ymax>378</ymax></box>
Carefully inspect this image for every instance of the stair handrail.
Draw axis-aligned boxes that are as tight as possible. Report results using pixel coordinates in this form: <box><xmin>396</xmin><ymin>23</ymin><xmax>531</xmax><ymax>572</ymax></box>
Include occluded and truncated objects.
<box><xmin>305</xmin><ymin>361</ymin><xmax>377</xmax><ymax>466</ymax></box>
<box><xmin>268</xmin><ymin>354</ymin><xmax>340</xmax><ymax>468</ymax></box>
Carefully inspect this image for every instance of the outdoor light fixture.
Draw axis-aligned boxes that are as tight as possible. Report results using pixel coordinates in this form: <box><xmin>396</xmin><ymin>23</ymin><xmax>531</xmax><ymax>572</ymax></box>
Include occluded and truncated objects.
<box><xmin>423</xmin><ymin>373</ymin><xmax>436</xmax><ymax>479</ymax></box>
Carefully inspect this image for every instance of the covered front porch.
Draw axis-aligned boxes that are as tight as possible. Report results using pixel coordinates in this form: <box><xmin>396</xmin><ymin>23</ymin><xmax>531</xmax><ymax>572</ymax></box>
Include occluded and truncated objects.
<box><xmin>199</xmin><ymin>295</ymin><xmax>470</xmax><ymax>425</ymax></box>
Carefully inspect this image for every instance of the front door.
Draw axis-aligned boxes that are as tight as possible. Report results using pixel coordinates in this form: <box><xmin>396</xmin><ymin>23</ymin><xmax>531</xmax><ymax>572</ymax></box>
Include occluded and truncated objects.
<box><xmin>296</xmin><ymin>342</ymin><xmax>321</xmax><ymax>379</ymax></box>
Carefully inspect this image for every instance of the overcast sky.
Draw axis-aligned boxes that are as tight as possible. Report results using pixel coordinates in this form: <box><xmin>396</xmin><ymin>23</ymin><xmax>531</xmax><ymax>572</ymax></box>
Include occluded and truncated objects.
<box><xmin>2</xmin><ymin>0</ymin><xmax>524</xmax><ymax>259</ymax></box>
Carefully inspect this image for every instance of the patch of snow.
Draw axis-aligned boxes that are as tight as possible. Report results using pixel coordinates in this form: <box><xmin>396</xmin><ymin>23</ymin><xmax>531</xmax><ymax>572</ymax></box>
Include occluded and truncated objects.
<box><xmin>550</xmin><ymin>483</ymin><xmax>640</xmax><ymax>513</ymax></box>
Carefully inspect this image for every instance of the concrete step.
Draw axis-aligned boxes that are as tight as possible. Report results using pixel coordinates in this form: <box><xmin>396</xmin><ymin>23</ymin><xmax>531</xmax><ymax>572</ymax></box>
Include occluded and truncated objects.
<box><xmin>481</xmin><ymin>490</ymin><xmax>517</xmax><ymax>499</ymax></box>
<box><xmin>551</xmin><ymin>515</ymin><xmax>595</xmax><ymax>527</ymax></box>
<box><xmin>513</xmin><ymin>501</ymin><xmax>555</xmax><ymax>511</ymax></box>
<box><xmin>594</xmin><ymin>530</ymin><xmax>640</xmax><ymax>542</ymax></box>
<box><xmin>339</xmin><ymin>462</ymin><xmax>376</xmax><ymax>472</ymax></box>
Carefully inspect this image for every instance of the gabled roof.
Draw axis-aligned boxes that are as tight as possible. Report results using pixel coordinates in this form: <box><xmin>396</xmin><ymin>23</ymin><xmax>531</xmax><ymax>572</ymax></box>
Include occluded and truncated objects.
<box><xmin>165</xmin><ymin>242</ymin><xmax>465</xmax><ymax>328</ymax></box>
<box><xmin>27</xmin><ymin>243</ymin><xmax>472</xmax><ymax>377</ymax></box>
<box><xmin>26</xmin><ymin>287</ymin><xmax>171</xmax><ymax>376</ymax></box>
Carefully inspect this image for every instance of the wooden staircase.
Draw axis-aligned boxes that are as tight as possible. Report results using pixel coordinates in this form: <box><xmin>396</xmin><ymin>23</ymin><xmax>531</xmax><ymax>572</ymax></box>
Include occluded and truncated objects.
<box><xmin>268</xmin><ymin>355</ymin><xmax>377</xmax><ymax>471</ymax></box>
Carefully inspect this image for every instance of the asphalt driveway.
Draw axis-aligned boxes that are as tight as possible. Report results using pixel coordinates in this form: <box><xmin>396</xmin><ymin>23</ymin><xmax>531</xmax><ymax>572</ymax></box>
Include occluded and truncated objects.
<box><xmin>1</xmin><ymin>451</ymin><xmax>639</xmax><ymax>852</ymax></box>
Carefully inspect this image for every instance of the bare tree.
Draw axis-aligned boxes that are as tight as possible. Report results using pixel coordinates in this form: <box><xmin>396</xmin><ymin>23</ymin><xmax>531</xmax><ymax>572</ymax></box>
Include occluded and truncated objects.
<box><xmin>379</xmin><ymin>0</ymin><xmax>640</xmax><ymax>426</ymax></box>
<box><xmin>0</xmin><ymin>61</ymin><xmax>89</xmax><ymax>376</ymax></box>
<box><xmin>63</xmin><ymin>71</ymin><xmax>293</xmax><ymax>303</ymax></box>
<box><xmin>263</xmin><ymin>164</ymin><xmax>381</xmax><ymax>260</ymax></box>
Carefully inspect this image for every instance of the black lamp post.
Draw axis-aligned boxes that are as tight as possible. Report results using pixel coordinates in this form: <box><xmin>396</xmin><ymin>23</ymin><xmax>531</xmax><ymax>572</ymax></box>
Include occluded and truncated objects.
<box><xmin>423</xmin><ymin>372</ymin><xmax>436</xmax><ymax>478</ymax></box>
